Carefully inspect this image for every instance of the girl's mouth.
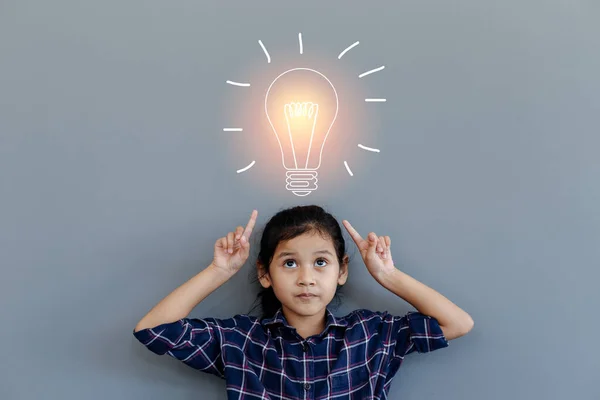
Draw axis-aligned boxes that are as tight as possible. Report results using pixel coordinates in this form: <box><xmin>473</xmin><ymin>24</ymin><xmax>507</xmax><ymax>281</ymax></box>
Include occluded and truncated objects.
<box><xmin>297</xmin><ymin>293</ymin><xmax>316</xmax><ymax>298</ymax></box>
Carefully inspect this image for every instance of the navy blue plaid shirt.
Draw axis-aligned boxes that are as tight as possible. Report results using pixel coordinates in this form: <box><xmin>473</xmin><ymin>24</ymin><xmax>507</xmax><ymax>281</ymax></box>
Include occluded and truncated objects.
<box><xmin>133</xmin><ymin>308</ymin><xmax>448</xmax><ymax>399</ymax></box>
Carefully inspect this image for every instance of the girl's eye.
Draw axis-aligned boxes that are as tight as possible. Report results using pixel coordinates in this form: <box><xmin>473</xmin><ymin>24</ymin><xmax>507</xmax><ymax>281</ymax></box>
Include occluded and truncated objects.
<box><xmin>315</xmin><ymin>258</ymin><xmax>328</xmax><ymax>267</ymax></box>
<box><xmin>284</xmin><ymin>260</ymin><xmax>297</xmax><ymax>268</ymax></box>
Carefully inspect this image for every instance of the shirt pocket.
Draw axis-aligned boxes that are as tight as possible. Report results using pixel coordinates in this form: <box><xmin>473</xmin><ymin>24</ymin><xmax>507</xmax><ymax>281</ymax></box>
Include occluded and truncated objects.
<box><xmin>330</xmin><ymin>367</ymin><xmax>371</xmax><ymax>392</ymax></box>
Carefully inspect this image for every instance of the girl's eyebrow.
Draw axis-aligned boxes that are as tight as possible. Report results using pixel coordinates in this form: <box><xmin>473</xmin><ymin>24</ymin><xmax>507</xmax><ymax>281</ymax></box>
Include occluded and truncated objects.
<box><xmin>276</xmin><ymin>250</ymin><xmax>334</xmax><ymax>259</ymax></box>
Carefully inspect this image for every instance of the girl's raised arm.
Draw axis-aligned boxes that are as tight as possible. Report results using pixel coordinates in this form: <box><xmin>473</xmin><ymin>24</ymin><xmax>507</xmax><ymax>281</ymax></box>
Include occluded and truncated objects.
<box><xmin>134</xmin><ymin>210</ymin><xmax>258</xmax><ymax>332</ymax></box>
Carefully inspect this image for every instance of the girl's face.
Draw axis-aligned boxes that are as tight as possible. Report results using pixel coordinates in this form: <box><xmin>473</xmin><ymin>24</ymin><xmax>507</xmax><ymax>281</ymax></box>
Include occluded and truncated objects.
<box><xmin>258</xmin><ymin>231</ymin><xmax>348</xmax><ymax>321</ymax></box>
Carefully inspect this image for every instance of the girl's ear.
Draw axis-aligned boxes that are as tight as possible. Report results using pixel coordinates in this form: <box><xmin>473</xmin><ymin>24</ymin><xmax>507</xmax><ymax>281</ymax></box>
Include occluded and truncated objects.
<box><xmin>257</xmin><ymin>262</ymin><xmax>272</xmax><ymax>288</ymax></box>
<box><xmin>338</xmin><ymin>255</ymin><xmax>349</xmax><ymax>285</ymax></box>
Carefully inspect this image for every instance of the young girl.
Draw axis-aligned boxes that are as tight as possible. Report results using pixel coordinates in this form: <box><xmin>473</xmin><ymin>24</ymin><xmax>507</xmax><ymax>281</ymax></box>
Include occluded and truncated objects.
<box><xmin>134</xmin><ymin>205</ymin><xmax>473</xmax><ymax>399</ymax></box>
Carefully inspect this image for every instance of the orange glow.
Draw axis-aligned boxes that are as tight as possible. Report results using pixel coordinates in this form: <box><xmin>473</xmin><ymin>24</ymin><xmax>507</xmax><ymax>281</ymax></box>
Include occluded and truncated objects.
<box><xmin>265</xmin><ymin>68</ymin><xmax>338</xmax><ymax>172</ymax></box>
<box><xmin>221</xmin><ymin>53</ymin><xmax>378</xmax><ymax>196</ymax></box>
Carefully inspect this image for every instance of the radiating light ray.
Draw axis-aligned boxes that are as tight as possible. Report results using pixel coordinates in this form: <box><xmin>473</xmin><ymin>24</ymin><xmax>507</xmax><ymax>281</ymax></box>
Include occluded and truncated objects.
<box><xmin>236</xmin><ymin>160</ymin><xmax>256</xmax><ymax>173</ymax></box>
<box><xmin>365</xmin><ymin>98</ymin><xmax>387</xmax><ymax>102</ymax></box>
<box><xmin>359</xmin><ymin>66</ymin><xmax>385</xmax><ymax>78</ymax></box>
<box><xmin>258</xmin><ymin>40</ymin><xmax>271</xmax><ymax>63</ymax></box>
<box><xmin>223</xmin><ymin>128</ymin><xmax>243</xmax><ymax>131</ymax></box>
<box><xmin>358</xmin><ymin>144</ymin><xmax>380</xmax><ymax>153</ymax></box>
<box><xmin>298</xmin><ymin>33</ymin><xmax>303</xmax><ymax>54</ymax></box>
<box><xmin>344</xmin><ymin>161</ymin><xmax>354</xmax><ymax>176</ymax></box>
<box><xmin>226</xmin><ymin>80</ymin><xmax>251</xmax><ymax>87</ymax></box>
<box><xmin>338</xmin><ymin>41</ymin><xmax>359</xmax><ymax>59</ymax></box>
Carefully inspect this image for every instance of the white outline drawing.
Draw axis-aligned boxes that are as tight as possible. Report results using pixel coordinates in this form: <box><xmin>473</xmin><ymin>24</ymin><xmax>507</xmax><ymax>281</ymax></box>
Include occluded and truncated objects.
<box><xmin>258</xmin><ymin>40</ymin><xmax>271</xmax><ymax>63</ymax></box>
<box><xmin>338</xmin><ymin>41</ymin><xmax>359</xmax><ymax>59</ymax></box>
<box><xmin>226</xmin><ymin>80</ymin><xmax>250</xmax><ymax>87</ymax></box>
<box><xmin>344</xmin><ymin>161</ymin><xmax>354</xmax><ymax>176</ymax></box>
<box><xmin>359</xmin><ymin>66</ymin><xmax>385</xmax><ymax>78</ymax></box>
<box><xmin>236</xmin><ymin>160</ymin><xmax>255</xmax><ymax>173</ymax></box>
<box><xmin>265</xmin><ymin>68</ymin><xmax>339</xmax><ymax>197</ymax></box>
<box><xmin>224</xmin><ymin>36</ymin><xmax>387</xmax><ymax>196</ymax></box>
<box><xmin>358</xmin><ymin>144</ymin><xmax>380</xmax><ymax>152</ymax></box>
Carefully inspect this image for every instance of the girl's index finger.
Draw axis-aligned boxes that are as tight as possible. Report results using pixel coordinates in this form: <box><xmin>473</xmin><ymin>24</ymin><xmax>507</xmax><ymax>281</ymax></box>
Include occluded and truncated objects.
<box><xmin>243</xmin><ymin>210</ymin><xmax>258</xmax><ymax>238</ymax></box>
<box><xmin>342</xmin><ymin>219</ymin><xmax>364</xmax><ymax>244</ymax></box>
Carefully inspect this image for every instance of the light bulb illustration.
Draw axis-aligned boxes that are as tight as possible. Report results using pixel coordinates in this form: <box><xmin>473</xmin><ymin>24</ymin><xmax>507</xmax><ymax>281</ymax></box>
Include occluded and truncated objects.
<box><xmin>264</xmin><ymin>68</ymin><xmax>338</xmax><ymax>196</ymax></box>
<box><xmin>223</xmin><ymin>34</ymin><xmax>386</xmax><ymax>196</ymax></box>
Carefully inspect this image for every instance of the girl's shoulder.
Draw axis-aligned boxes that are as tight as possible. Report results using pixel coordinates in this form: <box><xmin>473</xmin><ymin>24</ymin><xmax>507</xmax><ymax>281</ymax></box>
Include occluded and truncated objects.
<box><xmin>199</xmin><ymin>313</ymin><xmax>260</xmax><ymax>328</ymax></box>
<box><xmin>335</xmin><ymin>308</ymin><xmax>433</xmax><ymax>330</ymax></box>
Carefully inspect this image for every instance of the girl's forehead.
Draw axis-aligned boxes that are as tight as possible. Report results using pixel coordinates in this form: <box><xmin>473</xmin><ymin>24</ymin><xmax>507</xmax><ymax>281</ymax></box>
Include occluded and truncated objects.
<box><xmin>276</xmin><ymin>232</ymin><xmax>335</xmax><ymax>252</ymax></box>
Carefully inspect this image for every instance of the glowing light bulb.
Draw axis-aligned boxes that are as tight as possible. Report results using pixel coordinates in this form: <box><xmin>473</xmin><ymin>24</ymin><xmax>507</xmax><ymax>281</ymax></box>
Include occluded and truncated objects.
<box><xmin>265</xmin><ymin>68</ymin><xmax>338</xmax><ymax>196</ymax></box>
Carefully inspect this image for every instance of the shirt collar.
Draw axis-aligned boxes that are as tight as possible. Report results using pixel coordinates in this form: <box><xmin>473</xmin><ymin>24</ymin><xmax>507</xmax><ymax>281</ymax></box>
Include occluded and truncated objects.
<box><xmin>262</xmin><ymin>307</ymin><xmax>348</xmax><ymax>331</ymax></box>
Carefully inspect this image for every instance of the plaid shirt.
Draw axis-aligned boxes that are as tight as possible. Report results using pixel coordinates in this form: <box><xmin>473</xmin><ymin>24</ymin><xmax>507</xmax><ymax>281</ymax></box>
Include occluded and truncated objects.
<box><xmin>133</xmin><ymin>308</ymin><xmax>448</xmax><ymax>399</ymax></box>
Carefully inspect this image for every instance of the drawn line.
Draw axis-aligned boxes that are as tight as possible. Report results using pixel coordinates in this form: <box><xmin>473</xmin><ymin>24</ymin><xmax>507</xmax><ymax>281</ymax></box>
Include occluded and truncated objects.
<box><xmin>359</xmin><ymin>66</ymin><xmax>385</xmax><ymax>78</ymax></box>
<box><xmin>365</xmin><ymin>98</ymin><xmax>387</xmax><ymax>102</ymax></box>
<box><xmin>258</xmin><ymin>40</ymin><xmax>271</xmax><ymax>63</ymax></box>
<box><xmin>338</xmin><ymin>41</ymin><xmax>359</xmax><ymax>59</ymax></box>
<box><xmin>344</xmin><ymin>161</ymin><xmax>354</xmax><ymax>176</ymax></box>
<box><xmin>226</xmin><ymin>80</ymin><xmax>251</xmax><ymax>87</ymax></box>
<box><xmin>237</xmin><ymin>160</ymin><xmax>256</xmax><ymax>174</ymax></box>
<box><xmin>298</xmin><ymin>33</ymin><xmax>303</xmax><ymax>54</ymax></box>
<box><xmin>223</xmin><ymin>128</ymin><xmax>243</xmax><ymax>132</ymax></box>
<box><xmin>358</xmin><ymin>144</ymin><xmax>381</xmax><ymax>153</ymax></box>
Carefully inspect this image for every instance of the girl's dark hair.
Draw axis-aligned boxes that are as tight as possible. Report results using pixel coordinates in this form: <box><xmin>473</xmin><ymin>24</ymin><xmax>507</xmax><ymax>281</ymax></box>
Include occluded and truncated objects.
<box><xmin>249</xmin><ymin>205</ymin><xmax>348</xmax><ymax>320</ymax></box>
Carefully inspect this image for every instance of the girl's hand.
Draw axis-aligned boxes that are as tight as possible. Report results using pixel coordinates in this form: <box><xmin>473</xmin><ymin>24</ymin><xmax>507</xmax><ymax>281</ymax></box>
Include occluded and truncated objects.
<box><xmin>342</xmin><ymin>219</ymin><xmax>397</xmax><ymax>281</ymax></box>
<box><xmin>212</xmin><ymin>210</ymin><xmax>258</xmax><ymax>275</ymax></box>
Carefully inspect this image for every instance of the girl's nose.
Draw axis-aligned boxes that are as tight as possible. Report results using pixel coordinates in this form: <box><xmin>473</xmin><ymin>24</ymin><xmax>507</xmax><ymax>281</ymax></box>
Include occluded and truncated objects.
<box><xmin>297</xmin><ymin>266</ymin><xmax>316</xmax><ymax>286</ymax></box>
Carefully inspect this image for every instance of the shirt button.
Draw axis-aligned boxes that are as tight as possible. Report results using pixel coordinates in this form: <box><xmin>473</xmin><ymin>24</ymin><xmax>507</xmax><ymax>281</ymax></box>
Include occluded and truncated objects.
<box><xmin>304</xmin><ymin>383</ymin><xmax>311</xmax><ymax>390</ymax></box>
<box><xmin>302</xmin><ymin>343</ymin><xmax>308</xmax><ymax>352</ymax></box>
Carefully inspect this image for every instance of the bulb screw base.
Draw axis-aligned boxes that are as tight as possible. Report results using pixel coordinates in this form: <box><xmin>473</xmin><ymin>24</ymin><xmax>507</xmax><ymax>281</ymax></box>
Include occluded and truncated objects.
<box><xmin>286</xmin><ymin>170</ymin><xmax>318</xmax><ymax>197</ymax></box>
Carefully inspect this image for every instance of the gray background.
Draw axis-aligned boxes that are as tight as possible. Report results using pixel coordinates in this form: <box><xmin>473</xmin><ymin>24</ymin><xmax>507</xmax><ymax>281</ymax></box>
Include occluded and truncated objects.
<box><xmin>1</xmin><ymin>1</ymin><xmax>599</xmax><ymax>399</ymax></box>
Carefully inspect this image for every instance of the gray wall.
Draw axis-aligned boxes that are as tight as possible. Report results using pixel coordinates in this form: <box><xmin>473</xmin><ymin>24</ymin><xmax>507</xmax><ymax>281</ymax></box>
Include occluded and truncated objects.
<box><xmin>1</xmin><ymin>1</ymin><xmax>599</xmax><ymax>399</ymax></box>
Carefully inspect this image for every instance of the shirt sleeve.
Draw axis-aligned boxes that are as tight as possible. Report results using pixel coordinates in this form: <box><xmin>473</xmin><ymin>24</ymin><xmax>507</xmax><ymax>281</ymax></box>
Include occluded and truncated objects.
<box><xmin>132</xmin><ymin>317</ymin><xmax>225</xmax><ymax>378</ymax></box>
<box><xmin>376</xmin><ymin>311</ymin><xmax>449</xmax><ymax>359</ymax></box>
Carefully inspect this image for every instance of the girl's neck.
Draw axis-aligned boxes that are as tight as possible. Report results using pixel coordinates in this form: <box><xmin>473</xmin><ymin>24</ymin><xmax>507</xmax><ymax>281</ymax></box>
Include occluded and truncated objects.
<box><xmin>282</xmin><ymin>307</ymin><xmax>326</xmax><ymax>339</ymax></box>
